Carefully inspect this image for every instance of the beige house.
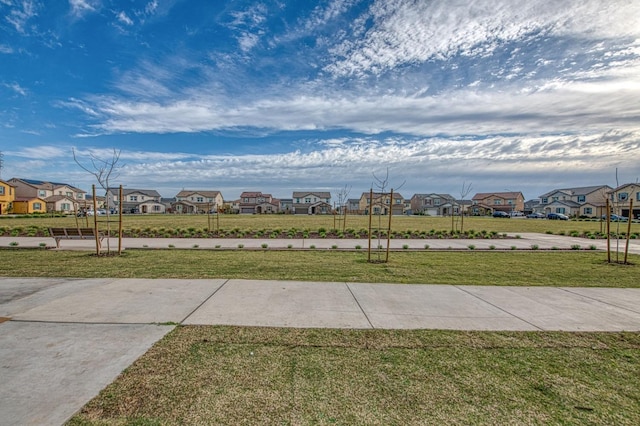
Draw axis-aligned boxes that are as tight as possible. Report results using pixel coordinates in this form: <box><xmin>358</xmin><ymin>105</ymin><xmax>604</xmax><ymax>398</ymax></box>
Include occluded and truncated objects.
<box><xmin>609</xmin><ymin>183</ymin><xmax>640</xmax><ymax>219</ymax></box>
<box><xmin>410</xmin><ymin>193</ymin><xmax>458</xmax><ymax>216</ymax></box>
<box><xmin>538</xmin><ymin>185</ymin><xmax>611</xmax><ymax>218</ymax></box>
<box><xmin>8</xmin><ymin>178</ymin><xmax>85</xmax><ymax>214</ymax></box>
<box><xmin>106</xmin><ymin>188</ymin><xmax>165</xmax><ymax>214</ymax></box>
<box><xmin>174</xmin><ymin>190</ymin><xmax>224</xmax><ymax>213</ymax></box>
<box><xmin>238</xmin><ymin>191</ymin><xmax>279</xmax><ymax>214</ymax></box>
<box><xmin>292</xmin><ymin>191</ymin><xmax>332</xmax><ymax>215</ymax></box>
<box><xmin>471</xmin><ymin>192</ymin><xmax>525</xmax><ymax>215</ymax></box>
<box><xmin>358</xmin><ymin>192</ymin><xmax>406</xmax><ymax>215</ymax></box>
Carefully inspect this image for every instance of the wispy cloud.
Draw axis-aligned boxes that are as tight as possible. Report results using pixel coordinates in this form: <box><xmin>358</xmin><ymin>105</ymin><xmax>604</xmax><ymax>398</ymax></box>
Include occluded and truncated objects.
<box><xmin>5</xmin><ymin>0</ymin><xmax>39</xmax><ymax>34</ymax></box>
<box><xmin>116</xmin><ymin>11</ymin><xmax>133</xmax><ymax>26</ymax></box>
<box><xmin>0</xmin><ymin>44</ymin><xmax>13</xmax><ymax>54</ymax></box>
<box><xmin>3</xmin><ymin>81</ymin><xmax>27</xmax><ymax>96</ymax></box>
<box><xmin>69</xmin><ymin>0</ymin><xmax>99</xmax><ymax>18</ymax></box>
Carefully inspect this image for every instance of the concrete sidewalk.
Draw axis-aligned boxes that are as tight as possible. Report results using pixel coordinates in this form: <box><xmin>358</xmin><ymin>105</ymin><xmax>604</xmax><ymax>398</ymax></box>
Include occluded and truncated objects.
<box><xmin>2</xmin><ymin>277</ymin><xmax>640</xmax><ymax>425</ymax></box>
<box><xmin>2</xmin><ymin>233</ymin><xmax>640</xmax><ymax>253</ymax></box>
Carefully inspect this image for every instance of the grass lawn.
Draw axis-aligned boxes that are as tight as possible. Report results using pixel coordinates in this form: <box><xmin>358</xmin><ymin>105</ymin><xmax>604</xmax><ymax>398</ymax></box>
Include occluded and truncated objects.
<box><xmin>2</xmin><ymin>214</ymin><xmax>638</xmax><ymax>237</ymax></box>
<box><xmin>68</xmin><ymin>326</ymin><xmax>640</xmax><ymax>425</ymax></box>
<box><xmin>1</xmin><ymin>249</ymin><xmax>638</xmax><ymax>287</ymax></box>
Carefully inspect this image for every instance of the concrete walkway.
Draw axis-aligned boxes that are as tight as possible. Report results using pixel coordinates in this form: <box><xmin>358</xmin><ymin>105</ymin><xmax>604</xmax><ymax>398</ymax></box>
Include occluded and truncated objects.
<box><xmin>2</xmin><ymin>233</ymin><xmax>640</xmax><ymax>253</ymax></box>
<box><xmin>1</xmin><ymin>276</ymin><xmax>640</xmax><ymax>425</ymax></box>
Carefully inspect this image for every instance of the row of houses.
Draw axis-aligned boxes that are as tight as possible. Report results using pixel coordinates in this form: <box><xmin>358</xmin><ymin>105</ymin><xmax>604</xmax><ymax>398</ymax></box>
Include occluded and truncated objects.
<box><xmin>1</xmin><ymin>178</ymin><xmax>639</xmax><ymax>219</ymax></box>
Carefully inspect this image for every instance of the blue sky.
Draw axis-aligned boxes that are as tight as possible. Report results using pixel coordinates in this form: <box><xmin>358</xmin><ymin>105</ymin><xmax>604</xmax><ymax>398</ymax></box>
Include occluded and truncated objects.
<box><xmin>1</xmin><ymin>0</ymin><xmax>639</xmax><ymax>200</ymax></box>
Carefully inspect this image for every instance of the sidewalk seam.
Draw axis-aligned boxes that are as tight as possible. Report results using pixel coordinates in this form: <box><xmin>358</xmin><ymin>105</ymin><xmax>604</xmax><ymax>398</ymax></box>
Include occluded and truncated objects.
<box><xmin>454</xmin><ymin>285</ymin><xmax>544</xmax><ymax>331</ymax></box>
<box><xmin>179</xmin><ymin>279</ymin><xmax>230</xmax><ymax>324</ymax></box>
<box><xmin>559</xmin><ymin>288</ymin><xmax>640</xmax><ymax>315</ymax></box>
<box><xmin>345</xmin><ymin>283</ymin><xmax>374</xmax><ymax>329</ymax></box>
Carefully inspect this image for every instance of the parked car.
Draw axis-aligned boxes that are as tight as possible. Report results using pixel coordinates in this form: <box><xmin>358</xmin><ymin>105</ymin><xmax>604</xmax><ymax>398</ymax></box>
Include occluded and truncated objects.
<box><xmin>510</xmin><ymin>211</ymin><xmax>524</xmax><ymax>217</ymax></box>
<box><xmin>527</xmin><ymin>212</ymin><xmax>545</xmax><ymax>219</ymax></box>
<box><xmin>492</xmin><ymin>211</ymin><xmax>510</xmax><ymax>218</ymax></box>
<box><xmin>602</xmin><ymin>214</ymin><xmax>628</xmax><ymax>222</ymax></box>
<box><xmin>547</xmin><ymin>212</ymin><xmax>569</xmax><ymax>220</ymax></box>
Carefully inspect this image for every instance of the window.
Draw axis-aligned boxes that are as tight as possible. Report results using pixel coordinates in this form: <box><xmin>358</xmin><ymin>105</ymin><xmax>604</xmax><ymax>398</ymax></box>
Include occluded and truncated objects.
<box><xmin>66</xmin><ymin>192</ymin><xmax>73</xmax><ymax>197</ymax></box>
<box><xmin>395</xmin><ymin>199</ymin><xmax>402</xmax><ymax>204</ymax></box>
<box><xmin>494</xmin><ymin>199</ymin><xmax>502</xmax><ymax>205</ymax></box>
<box><xmin>153</xmin><ymin>205</ymin><xmax>161</xmax><ymax>212</ymax></box>
<box><xmin>556</xmin><ymin>207</ymin><xmax>565</xmax><ymax>214</ymax></box>
<box><xmin>618</xmin><ymin>192</ymin><xmax>628</xmax><ymax>201</ymax></box>
<box><xmin>130</xmin><ymin>196</ymin><xmax>138</xmax><ymax>201</ymax></box>
<box><xmin>552</xmin><ymin>197</ymin><xmax>559</xmax><ymax>202</ymax></box>
<box><xmin>61</xmin><ymin>203</ymin><xmax>70</xmax><ymax>210</ymax></box>
<box><xmin>583</xmin><ymin>207</ymin><xmax>593</xmax><ymax>215</ymax></box>
<box><xmin>0</xmin><ymin>186</ymin><xmax>4</xmax><ymax>195</ymax></box>
<box><xmin>577</xmin><ymin>195</ymin><xmax>585</xmax><ymax>203</ymax></box>
<box><xmin>305</xmin><ymin>198</ymin><xmax>311</xmax><ymax>203</ymax></box>
<box><xmin>541</xmin><ymin>198</ymin><xmax>548</xmax><ymax>204</ymax></box>
<box><xmin>243</xmin><ymin>198</ymin><xmax>249</xmax><ymax>202</ymax></box>
<box><xmin>507</xmin><ymin>199</ymin><xmax>514</xmax><ymax>205</ymax></box>
<box><xmin>34</xmin><ymin>202</ymin><xmax>42</xmax><ymax>210</ymax></box>
<box><xmin>637</xmin><ymin>192</ymin><xmax>640</xmax><ymax>201</ymax></box>
<box><xmin>196</xmin><ymin>197</ymin><xmax>204</xmax><ymax>203</ymax></box>
<box><xmin>434</xmin><ymin>199</ymin><xmax>440</xmax><ymax>205</ymax></box>
<box><xmin>295</xmin><ymin>198</ymin><xmax>300</xmax><ymax>203</ymax></box>
<box><xmin>38</xmin><ymin>190</ymin><xmax>46</xmax><ymax>197</ymax></box>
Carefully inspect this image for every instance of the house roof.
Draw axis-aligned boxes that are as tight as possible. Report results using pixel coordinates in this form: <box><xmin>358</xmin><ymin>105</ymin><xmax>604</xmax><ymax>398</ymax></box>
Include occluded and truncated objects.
<box><xmin>360</xmin><ymin>192</ymin><xmax>405</xmax><ymax>199</ymax></box>
<box><xmin>292</xmin><ymin>191</ymin><xmax>331</xmax><ymax>198</ymax></box>
<box><xmin>240</xmin><ymin>191</ymin><xmax>272</xmax><ymax>198</ymax></box>
<box><xmin>14</xmin><ymin>197</ymin><xmax>46</xmax><ymax>202</ymax></box>
<box><xmin>45</xmin><ymin>195</ymin><xmax>77</xmax><ymax>203</ymax></box>
<box><xmin>609</xmin><ymin>183</ymin><xmax>640</xmax><ymax>193</ymax></box>
<box><xmin>175</xmin><ymin>190</ymin><xmax>222</xmax><ymax>198</ymax></box>
<box><xmin>544</xmin><ymin>200</ymin><xmax>581</xmax><ymax>208</ymax></box>
<box><xmin>539</xmin><ymin>185</ymin><xmax>611</xmax><ymax>198</ymax></box>
<box><xmin>0</xmin><ymin>180</ymin><xmax>16</xmax><ymax>187</ymax></box>
<box><xmin>412</xmin><ymin>193</ymin><xmax>455</xmax><ymax>200</ymax></box>
<box><xmin>12</xmin><ymin>178</ymin><xmax>85</xmax><ymax>193</ymax></box>
<box><xmin>107</xmin><ymin>188</ymin><xmax>161</xmax><ymax>198</ymax></box>
<box><xmin>472</xmin><ymin>192</ymin><xmax>523</xmax><ymax>200</ymax></box>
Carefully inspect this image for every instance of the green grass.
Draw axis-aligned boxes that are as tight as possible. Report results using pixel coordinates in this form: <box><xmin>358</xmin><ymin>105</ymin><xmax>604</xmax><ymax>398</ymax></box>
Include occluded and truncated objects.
<box><xmin>1</xmin><ymin>249</ymin><xmax>638</xmax><ymax>287</ymax></box>
<box><xmin>2</xmin><ymin>214</ymin><xmax>638</xmax><ymax>237</ymax></box>
<box><xmin>67</xmin><ymin>326</ymin><xmax>640</xmax><ymax>425</ymax></box>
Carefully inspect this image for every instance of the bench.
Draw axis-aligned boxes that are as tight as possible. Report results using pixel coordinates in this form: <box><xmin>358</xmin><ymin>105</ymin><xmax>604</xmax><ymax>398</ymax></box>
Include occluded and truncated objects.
<box><xmin>48</xmin><ymin>227</ymin><xmax>104</xmax><ymax>249</ymax></box>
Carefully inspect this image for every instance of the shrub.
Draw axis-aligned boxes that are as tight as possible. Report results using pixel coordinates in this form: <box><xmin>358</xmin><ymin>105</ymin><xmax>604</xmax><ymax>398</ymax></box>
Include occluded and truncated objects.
<box><xmin>287</xmin><ymin>244</ymin><xmax>293</xmax><ymax>249</ymax></box>
<box><xmin>9</xmin><ymin>241</ymin><xmax>18</xmax><ymax>246</ymax></box>
<box><xmin>331</xmin><ymin>245</ymin><xmax>338</xmax><ymax>249</ymax></box>
<box><xmin>355</xmin><ymin>245</ymin><xmax>362</xmax><ymax>250</ymax></box>
<box><xmin>531</xmin><ymin>244</ymin><xmax>539</xmax><ymax>250</ymax></box>
<box><xmin>402</xmin><ymin>244</ymin><xmax>409</xmax><ymax>250</ymax></box>
<box><xmin>424</xmin><ymin>244</ymin><xmax>430</xmax><ymax>249</ymax></box>
<box><xmin>551</xmin><ymin>246</ymin><xmax>558</xmax><ymax>250</ymax></box>
<box><xmin>261</xmin><ymin>243</ymin><xmax>268</xmax><ymax>249</ymax></box>
<box><xmin>215</xmin><ymin>245</ymin><xmax>221</xmax><ymax>248</ymax></box>
<box><xmin>546</xmin><ymin>230</ymin><xmax>553</xmax><ymax>234</ymax></box>
<box><xmin>237</xmin><ymin>244</ymin><xmax>244</xmax><ymax>249</ymax></box>
<box><xmin>192</xmin><ymin>244</ymin><xmax>199</xmax><ymax>248</ymax></box>
<box><xmin>39</xmin><ymin>242</ymin><xmax>47</xmax><ymax>248</ymax></box>
<box><xmin>511</xmin><ymin>246</ymin><xmax>517</xmax><ymax>250</ymax></box>
<box><xmin>589</xmin><ymin>245</ymin><xmax>597</xmax><ymax>250</ymax></box>
<box><xmin>168</xmin><ymin>244</ymin><xmax>175</xmax><ymax>248</ymax></box>
<box><xmin>467</xmin><ymin>244</ymin><xmax>476</xmax><ymax>250</ymax></box>
<box><xmin>489</xmin><ymin>245</ymin><xmax>496</xmax><ymax>250</ymax></box>
<box><xmin>571</xmin><ymin>244</ymin><xmax>581</xmax><ymax>250</ymax></box>
<box><xmin>310</xmin><ymin>245</ymin><xmax>316</xmax><ymax>249</ymax></box>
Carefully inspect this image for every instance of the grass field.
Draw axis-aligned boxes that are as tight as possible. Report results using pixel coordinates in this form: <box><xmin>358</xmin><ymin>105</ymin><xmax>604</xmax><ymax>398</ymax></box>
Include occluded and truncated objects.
<box><xmin>1</xmin><ymin>249</ymin><xmax>638</xmax><ymax>287</ymax></box>
<box><xmin>2</xmin><ymin>213</ymin><xmax>638</xmax><ymax>237</ymax></box>
<box><xmin>68</xmin><ymin>327</ymin><xmax>640</xmax><ymax>425</ymax></box>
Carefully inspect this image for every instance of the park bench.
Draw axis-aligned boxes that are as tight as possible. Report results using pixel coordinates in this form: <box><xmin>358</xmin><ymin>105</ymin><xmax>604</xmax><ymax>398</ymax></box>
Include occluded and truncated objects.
<box><xmin>48</xmin><ymin>227</ymin><xmax>104</xmax><ymax>249</ymax></box>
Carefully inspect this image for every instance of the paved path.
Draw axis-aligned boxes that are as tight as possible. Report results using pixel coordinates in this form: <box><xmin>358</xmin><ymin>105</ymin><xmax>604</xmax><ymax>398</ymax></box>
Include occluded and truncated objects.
<box><xmin>2</xmin><ymin>233</ymin><xmax>640</xmax><ymax>253</ymax></box>
<box><xmin>1</xmin><ymin>276</ymin><xmax>640</xmax><ymax>425</ymax></box>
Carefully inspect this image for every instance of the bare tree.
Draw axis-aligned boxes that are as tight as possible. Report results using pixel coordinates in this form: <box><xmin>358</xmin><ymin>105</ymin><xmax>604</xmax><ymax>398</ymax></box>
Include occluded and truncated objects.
<box><xmin>368</xmin><ymin>169</ymin><xmax>405</xmax><ymax>263</ymax></box>
<box><xmin>72</xmin><ymin>148</ymin><xmax>122</xmax><ymax>254</ymax></box>
<box><xmin>458</xmin><ymin>181</ymin><xmax>473</xmax><ymax>234</ymax></box>
<box><xmin>333</xmin><ymin>184</ymin><xmax>351</xmax><ymax>232</ymax></box>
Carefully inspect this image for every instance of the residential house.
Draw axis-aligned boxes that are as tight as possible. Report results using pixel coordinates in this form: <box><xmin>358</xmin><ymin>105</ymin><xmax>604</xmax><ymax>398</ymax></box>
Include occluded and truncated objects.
<box><xmin>0</xmin><ymin>180</ymin><xmax>15</xmax><ymax>215</ymax></box>
<box><xmin>238</xmin><ymin>191</ymin><xmax>280</xmax><ymax>214</ymax></box>
<box><xmin>292</xmin><ymin>191</ymin><xmax>332</xmax><ymax>215</ymax></box>
<box><xmin>358</xmin><ymin>192</ymin><xmax>406</xmax><ymax>215</ymax></box>
<box><xmin>410</xmin><ymin>193</ymin><xmax>458</xmax><ymax>216</ymax></box>
<box><xmin>107</xmin><ymin>188</ymin><xmax>165</xmax><ymax>214</ymax></box>
<box><xmin>12</xmin><ymin>197</ymin><xmax>46</xmax><ymax>214</ymax></box>
<box><xmin>279</xmin><ymin>198</ymin><xmax>293</xmax><ymax>214</ymax></box>
<box><xmin>8</xmin><ymin>178</ymin><xmax>85</xmax><ymax>213</ymax></box>
<box><xmin>608</xmin><ymin>183</ymin><xmax>640</xmax><ymax>219</ymax></box>
<box><xmin>174</xmin><ymin>190</ymin><xmax>224</xmax><ymax>214</ymax></box>
<box><xmin>538</xmin><ymin>185</ymin><xmax>611</xmax><ymax>218</ymax></box>
<box><xmin>346</xmin><ymin>198</ymin><xmax>361</xmax><ymax>214</ymax></box>
<box><xmin>471</xmin><ymin>192</ymin><xmax>525</xmax><ymax>215</ymax></box>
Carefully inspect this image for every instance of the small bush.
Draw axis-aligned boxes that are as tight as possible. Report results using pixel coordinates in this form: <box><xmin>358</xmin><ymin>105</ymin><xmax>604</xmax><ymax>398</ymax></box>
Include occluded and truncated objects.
<box><xmin>424</xmin><ymin>244</ymin><xmax>430</xmax><ymax>249</ymax></box>
<box><xmin>168</xmin><ymin>244</ymin><xmax>175</xmax><ymax>248</ymax></box>
<box><xmin>467</xmin><ymin>244</ymin><xmax>476</xmax><ymax>250</ymax></box>
<box><xmin>331</xmin><ymin>245</ymin><xmax>338</xmax><ymax>249</ymax></box>
<box><xmin>531</xmin><ymin>244</ymin><xmax>539</xmax><ymax>250</ymax></box>
<box><xmin>515</xmin><ymin>235</ymin><xmax>521</xmax><ymax>239</ymax></box>
<box><xmin>192</xmin><ymin>244</ymin><xmax>199</xmax><ymax>249</ymax></box>
<box><xmin>355</xmin><ymin>245</ymin><xmax>362</xmax><ymax>250</ymax></box>
<box><xmin>310</xmin><ymin>245</ymin><xmax>316</xmax><ymax>249</ymax></box>
<box><xmin>589</xmin><ymin>245</ymin><xmax>597</xmax><ymax>250</ymax></box>
<box><xmin>571</xmin><ymin>244</ymin><xmax>581</xmax><ymax>250</ymax></box>
<box><xmin>511</xmin><ymin>246</ymin><xmax>517</xmax><ymax>250</ymax></box>
<box><xmin>546</xmin><ymin>230</ymin><xmax>553</xmax><ymax>234</ymax></box>
<box><xmin>9</xmin><ymin>241</ymin><xmax>19</xmax><ymax>246</ymax></box>
<box><xmin>489</xmin><ymin>245</ymin><xmax>495</xmax><ymax>250</ymax></box>
<box><xmin>237</xmin><ymin>244</ymin><xmax>244</xmax><ymax>249</ymax></box>
<box><xmin>402</xmin><ymin>244</ymin><xmax>409</xmax><ymax>250</ymax></box>
<box><xmin>215</xmin><ymin>244</ymin><xmax>221</xmax><ymax>248</ymax></box>
<box><xmin>261</xmin><ymin>243</ymin><xmax>268</xmax><ymax>249</ymax></box>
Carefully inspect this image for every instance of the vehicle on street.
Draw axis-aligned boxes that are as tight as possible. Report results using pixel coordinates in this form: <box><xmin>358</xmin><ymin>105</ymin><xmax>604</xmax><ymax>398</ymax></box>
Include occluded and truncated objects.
<box><xmin>547</xmin><ymin>212</ymin><xmax>569</xmax><ymax>220</ymax></box>
<box><xmin>602</xmin><ymin>214</ymin><xmax>628</xmax><ymax>222</ymax></box>
<box><xmin>526</xmin><ymin>212</ymin><xmax>545</xmax><ymax>219</ymax></box>
<box><xmin>492</xmin><ymin>211</ymin><xmax>510</xmax><ymax>218</ymax></box>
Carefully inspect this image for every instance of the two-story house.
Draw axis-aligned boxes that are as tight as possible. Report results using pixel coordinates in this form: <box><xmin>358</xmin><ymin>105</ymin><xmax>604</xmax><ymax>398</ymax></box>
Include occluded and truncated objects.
<box><xmin>173</xmin><ymin>190</ymin><xmax>224</xmax><ymax>214</ymax></box>
<box><xmin>8</xmin><ymin>178</ymin><xmax>85</xmax><ymax>213</ymax></box>
<box><xmin>238</xmin><ymin>191</ymin><xmax>279</xmax><ymax>214</ymax></box>
<box><xmin>358</xmin><ymin>192</ymin><xmax>406</xmax><ymax>215</ymax></box>
<box><xmin>410</xmin><ymin>193</ymin><xmax>459</xmax><ymax>216</ymax></box>
<box><xmin>0</xmin><ymin>180</ymin><xmax>16</xmax><ymax>215</ymax></box>
<box><xmin>471</xmin><ymin>191</ymin><xmax>525</xmax><ymax>215</ymax></box>
<box><xmin>292</xmin><ymin>191</ymin><xmax>332</xmax><ymax>215</ymax></box>
<box><xmin>106</xmin><ymin>188</ymin><xmax>165</xmax><ymax>214</ymax></box>
<box><xmin>347</xmin><ymin>198</ymin><xmax>362</xmax><ymax>214</ymax></box>
<box><xmin>608</xmin><ymin>183</ymin><xmax>640</xmax><ymax>219</ymax></box>
<box><xmin>538</xmin><ymin>185</ymin><xmax>611</xmax><ymax>218</ymax></box>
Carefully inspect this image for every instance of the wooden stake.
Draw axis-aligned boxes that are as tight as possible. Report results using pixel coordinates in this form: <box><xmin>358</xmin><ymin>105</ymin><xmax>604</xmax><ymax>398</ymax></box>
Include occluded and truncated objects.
<box><xmin>92</xmin><ymin>185</ymin><xmax>100</xmax><ymax>255</ymax></box>
<box><xmin>624</xmin><ymin>198</ymin><xmax>633</xmax><ymax>264</ymax></box>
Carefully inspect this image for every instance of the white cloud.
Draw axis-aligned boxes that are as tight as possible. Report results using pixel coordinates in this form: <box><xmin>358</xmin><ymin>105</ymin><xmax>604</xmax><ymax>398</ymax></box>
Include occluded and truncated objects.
<box><xmin>325</xmin><ymin>0</ymin><xmax>640</xmax><ymax>77</ymax></box>
<box><xmin>0</xmin><ymin>44</ymin><xmax>13</xmax><ymax>54</ymax></box>
<box><xmin>116</xmin><ymin>11</ymin><xmax>133</xmax><ymax>26</ymax></box>
<box><xmin>3</xmin><ymin>82</ymin><xmax>27</xmax><ymax>96</ymax></box>
<box><xmin>5</xmin><ymin>0</ymin><xmax>39</xmax><ymax>34</ymax></box>
<box><xmin>69</xmin><ymin>0</ymin><xmax>98</xmax><ymax>18</ymax></box>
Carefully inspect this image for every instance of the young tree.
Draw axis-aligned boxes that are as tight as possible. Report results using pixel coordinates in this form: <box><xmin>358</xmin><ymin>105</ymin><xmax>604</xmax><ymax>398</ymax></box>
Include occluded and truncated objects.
<box><xmin>72</xmin><ymin>148</ymin><xmax>122</xmax><ymax>254</ymax></box>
